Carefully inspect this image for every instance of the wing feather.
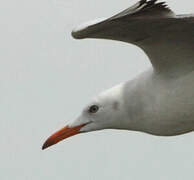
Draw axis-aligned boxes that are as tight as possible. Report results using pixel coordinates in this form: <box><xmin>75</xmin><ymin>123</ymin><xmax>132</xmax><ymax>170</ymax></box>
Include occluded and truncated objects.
<box><xmin>110</xmin><ymin>0</ymin><xmax>174</xmax><ymax>20</ymax></box>
<box><xmin>72</xmin><ymin>1</ymin><xmax>194</xmax><ymax>76</ymax></box>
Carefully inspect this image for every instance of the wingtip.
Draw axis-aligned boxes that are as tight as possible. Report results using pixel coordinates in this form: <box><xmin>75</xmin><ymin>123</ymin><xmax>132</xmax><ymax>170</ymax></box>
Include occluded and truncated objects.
<box><xmin>71</xmin><ymin>18</ymin><xmax>108</xmax><ymax>40</ymax></box>
<box><xmin>71</xmin><ymin>29</ymin><xmax>84</xmax><ymax>39</ymax></box>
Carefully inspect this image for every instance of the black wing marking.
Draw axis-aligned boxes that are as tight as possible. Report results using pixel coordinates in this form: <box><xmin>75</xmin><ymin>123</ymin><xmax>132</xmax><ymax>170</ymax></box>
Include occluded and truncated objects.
<box><xmin>110</xmin><ymin>0</ymin><xmax>174</xmax><ymax>20</ymax></box>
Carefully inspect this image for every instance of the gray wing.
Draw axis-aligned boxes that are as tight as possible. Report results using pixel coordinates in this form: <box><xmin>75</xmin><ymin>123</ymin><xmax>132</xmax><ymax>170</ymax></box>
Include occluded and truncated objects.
<box><xmin>72</xmin><ymin>0</ymin><xmax>194</xmax><ymax>76</ymax></box>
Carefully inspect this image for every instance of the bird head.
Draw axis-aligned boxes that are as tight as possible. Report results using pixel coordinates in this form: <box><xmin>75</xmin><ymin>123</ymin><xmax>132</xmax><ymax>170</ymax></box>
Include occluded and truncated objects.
<box><xmin>42</xmin><ymin>84</ymin><xmax>126</xmax><ymax>150</ymax></box>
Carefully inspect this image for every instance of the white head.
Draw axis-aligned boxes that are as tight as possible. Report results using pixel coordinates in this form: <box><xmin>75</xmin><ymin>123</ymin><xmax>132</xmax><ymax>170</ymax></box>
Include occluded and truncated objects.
<box><xmin>42</xmin><ymin>84</ymin><xmax>127</xmax><ymax>150</ymax></box>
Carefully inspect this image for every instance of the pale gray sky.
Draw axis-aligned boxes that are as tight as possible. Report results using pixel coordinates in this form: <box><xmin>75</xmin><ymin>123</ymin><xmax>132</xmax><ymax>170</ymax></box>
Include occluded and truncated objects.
<box><xmin>1</xmin><ymin>0</ymin><xmax>194</xmax><ymax>179</ymax></box>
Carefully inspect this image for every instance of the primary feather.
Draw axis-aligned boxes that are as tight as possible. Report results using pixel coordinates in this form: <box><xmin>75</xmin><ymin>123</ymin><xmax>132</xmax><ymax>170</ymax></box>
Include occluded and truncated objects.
<box><xmin>110</xmin><ymin>0</ymin><xmax>174</xmax><ymax>20</ymax></box>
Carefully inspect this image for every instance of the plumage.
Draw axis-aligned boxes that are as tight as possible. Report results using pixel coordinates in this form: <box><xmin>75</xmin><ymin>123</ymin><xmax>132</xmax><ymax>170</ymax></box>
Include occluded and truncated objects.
<box><xmin>43</xmin><ymin>0</ymin><xmax>194</xmax><ymax>150</ymax></box>
<box><xmin>110</xmin><ymin>0</ymin><xmax>174</xmax><ymax>19</ymax></box>
<box><xmin>72</xmin><ymin>0</ymin><xmax>194</xmax><ymax>76</ymax></box>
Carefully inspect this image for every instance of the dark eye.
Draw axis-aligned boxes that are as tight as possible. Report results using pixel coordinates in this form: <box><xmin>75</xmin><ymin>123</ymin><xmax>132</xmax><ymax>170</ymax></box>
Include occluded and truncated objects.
<box><xmin>89</xmin><ymin>105</ymin><xmax>99</xmax><ymax>114</ymax></box>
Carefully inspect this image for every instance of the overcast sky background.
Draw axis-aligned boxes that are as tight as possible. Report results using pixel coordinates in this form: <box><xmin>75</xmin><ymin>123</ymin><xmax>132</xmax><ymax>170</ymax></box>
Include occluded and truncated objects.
<box><xmin>1</xmin><ymin>0</ymin><xmax>194</xmax><ymax>179</ymax></box>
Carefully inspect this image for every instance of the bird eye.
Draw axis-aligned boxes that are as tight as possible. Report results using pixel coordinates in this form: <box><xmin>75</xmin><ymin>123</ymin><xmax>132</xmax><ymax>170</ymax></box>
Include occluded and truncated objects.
<box><xmin>89</xmin><ymin>105</ymin><xmax>99</xmax><ymax>114</ymax></box>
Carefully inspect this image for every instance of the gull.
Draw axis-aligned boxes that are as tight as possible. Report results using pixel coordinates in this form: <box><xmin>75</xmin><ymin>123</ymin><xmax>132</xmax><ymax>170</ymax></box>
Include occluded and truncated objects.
<box><xmin>42</xmin><ymin>0</ymin><xmax>194</xmax><ymax>150</ymax></box>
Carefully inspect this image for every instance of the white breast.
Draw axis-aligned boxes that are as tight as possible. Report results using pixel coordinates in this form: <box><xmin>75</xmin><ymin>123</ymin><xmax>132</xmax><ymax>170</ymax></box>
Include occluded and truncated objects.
<box><xmin>122</xmin><ymin>69</ymin><xmax>194</xmax><ymax>136</ymax></box>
